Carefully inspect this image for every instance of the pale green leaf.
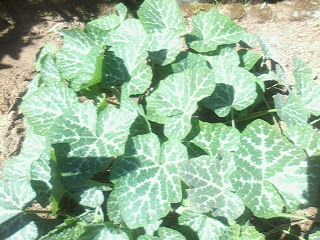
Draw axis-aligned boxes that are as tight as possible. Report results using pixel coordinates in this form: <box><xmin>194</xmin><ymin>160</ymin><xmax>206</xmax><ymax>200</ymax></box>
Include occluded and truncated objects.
<box><xmin>146</xmin><ymin>68</ymin><xmax>216</xmax><ymax>140</ymax></box>
<box><xmin>56</xmin><ymin>29</ymin><xmax>104</xmax><ymax>90</ymax></box>
<box><xmin>21</xmin><ymin>82</ymin><xmax>78</xmax><ymax>134</ymax></box>
<box><xmin>273</xmin><ymin>93</ymin><xmax>309</xmax><ymax>127</ymax></box>
<box><xmin>231</xmin><ymin>120</ymin><xmax>314</xmax><ymax>218</ymax></box>
<box><xmin>238</xmin><ymin>49</ymin><xmax>261</xmax><ymax>70</ymax></box>
<box><xmin>115</xmin><ymin>3</ymin><xmax>128</xmax><ymax>22</ymax></box>
<box><xmin>170</xmin><ymin>52</ymin><xmax>208</xmax><ymax>73</ymax></box>
<box><xmin>203</xmin><ymin>64</ymin><xmax>258</xmax><ymax>117</ymax></box>
<box><xmin>36</xmin><ymin>44</ymin><xmax>56</xmax><ymax>71</ymax></box>
<box><xmin>158</xmin><ymin>227</ymin><xmax>186</xmax><ymax>240</ymax></box>
<box><xmin>104</xmin><ymin>19</ymin><xmax>151</xmax><ymax>96</ymax></box>
<box><xmin>3</xmin><ymin>130</ymin><xmax>47</xmax><ymax>181</ymax></box>
<box><xmin>178</xmin><ymin>211</ymin><xmax>227</xmax><ymax>240</ymax></box>
<box><xmin>0</xmin><ymin>180</ymin><xmax>35</xmax><ymax>224</ymax></box>
<box><xmin>309</xmin><ymin>230</ymin><xmax>320</xmax><ymax>240</ymax></box>
<box><xmin>148</xmin><ymin>29</ymin><xmax>184</xmax><ymax>66</ymax></box>
<box><xmin>111</xmin><ymin>133</ymin><xmax>188</xmax><ymax>228</ymax></box>
<box><xmin>205</xmin><ymin>45</ymin><xmax>240</xmax><ymax>68</ymax></box>
<box><xmin>138</xmin><ymin>0</ymin><xmax>186</xmax><ymax>36</ymax></box>
<box><xmin>190</xmin><ymin>121</ymin><xmax>240</xmax><ymax>157</ymax></box>
<box><xmin>285</xmin><ymin>125</ymin><xmax>320</xmax><ymax>157</ymax></box>
<box><xmin>79</xmin><ymin>223</ymin><xmax>130</xmax><ymax>240</ymax></box>
<box><xmin>240</xmin><ymin>225</ymin><xmax>265</xmax><ymax>240</ymax></box>
<box><xmin>107</xmin><ymin>191</ymin><xmax>122</xmax><ymax>224</ymax></box>
<box><xmin>294</xmin><ymin>58</ymin><xmax>320</xmax><ymax>116</ymax></box>
<box><xmin>138</xmin><ymin>236</ymin><xmax>160</xmax><ymax>240</ymax></box>
<box><xmin>180</xmin><ymin>154</ymin><xmax>244</xmax><ymax>221</ymax></box>
<box><xmin>77</xmin><ymin>188</ymin><xmax>104</xmax><ymax>208</ymax></box>
<box><xmin>0</xmin><ymin>217</ymin><xmax>38</xmax><ymax>240</ymax></box>
<box><xmin>39</xmin><ymin>53</ymin><xmax>62</xmax><ymax>86</ymax></box>
<box><xmin>189</xmin><ymin>9</ymin><xmax>244</xmax><ymax>53</ymax></box>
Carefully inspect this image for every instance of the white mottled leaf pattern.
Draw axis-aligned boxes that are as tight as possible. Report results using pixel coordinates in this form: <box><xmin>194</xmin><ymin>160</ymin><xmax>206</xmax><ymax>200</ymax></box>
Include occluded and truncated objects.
<box><xmin>203</xmin><ymin>63</ymin><xmax>258</xmax><ymax>117</ymax></box>
<box><xmin>189</xmin><ymin>9</ymin><xmax>244</xmax><ymax>52</ymax></box>
<box><xmin>111</xmin><ymin>133</ymin><xmax>188</xmax><ymax>228</ymax></box>
<box><xmin>178</xmin><ymin>211</ymin><xmax>227</xmax><ymax>240</ymax></box>
<box><xmin>57</xmin><ymin>29</ymin><xmax>104</xmax><ymax>90</ymax></box>
<box><xmin>274</xmin><ymin>93</ymin><xmax>309</xmax><ymax>127</ymax></box>
<box><xmin>21</xmin><ymin>82</ymin><xmax>78</xmax><ymax>134</ymax></box>
<box><xmin>148</xmin><ymin>29</ymin><xmax>184</xmax><ymax>66</ymax></box>
<box><xmin>294</xmin><ymin>58</ymin><xmax>320</xmax><ymax>116</ymax></box>
<box><xmin>138</xmin><ymin>0</ymin><xmax>186</xmax><ymax>36</ymax></box>
<box><xmin>146</xmin><ymin>68</ymin><xmax>216</xmax><ymax>140</ymax></box>
<box><xmin>231</xmin><ymin>120</ymin><xmax>314</xmax><ymax>218</ymax></box>
<box><xmin>285</xmin><ymin>125</ymin><xmax>320</xmax><ymax>157</ymax></box>
<box><xmin>104</xmin><ymin>19</ymin><xmax>151</xmax><ymax>96</ymax></box>
<box><xmin>190</xmin><ymin>121</ymin><xmax>240</xmax><ymax>157</ymax></box>
<box><xmin>180</xmin><ymin>154</ymin><xmax>244</xmax><ymax>221</ymax></box>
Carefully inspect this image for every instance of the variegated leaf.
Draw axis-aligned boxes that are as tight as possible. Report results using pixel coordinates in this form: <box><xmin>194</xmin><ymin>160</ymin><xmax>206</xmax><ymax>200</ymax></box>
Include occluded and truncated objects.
<box><xmin>138</xmin><ymin>0</ymin><xmax>186</xmax><ymax>36</ymax></box>
<box><xmin>180</xmin><ymin>154</ymin><xmax>244</xmax><ymax>221</ymax></box>
<box><xmin>111</xmin><ymin>133</ymin><xmax>188</xmax><ymax>228</ymax></box>
<box><xmin>231</xmin><ymin>120</ymin><xmax>318</xmax><ymax>218</ymax></box>
<box><xmin>21</xmin><ymin>82</ymin><xmax>78</xmax><ymax>134</ymax></box>
<box><xmin>285</xmin><ymin>125</ymin><xmax>320</xmax><ymax>157</ymax></box>
<box><xmin>178</xmin><ymin>211</ymin><xmax>227</xmax><ymax>240</ymax></box>
<box><xmin>189</xmin><ymin>9</ymin><xmax>244</xmax><ymax>53</ymax></box>
<box><xmin>146</xmin><ymin>68</ymin><xmax>216</xmax><ymax>140</ymax></box>
<box><xmin>190</xmin><ymin>121</ymin><xmax>240</xmax><ymax>157</ymax></box>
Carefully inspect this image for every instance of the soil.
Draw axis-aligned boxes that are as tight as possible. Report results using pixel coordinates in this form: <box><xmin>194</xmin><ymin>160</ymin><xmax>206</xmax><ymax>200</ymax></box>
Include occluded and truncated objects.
<box><xmin>0</xmin><ymin>0</ymin><xmax>320</xmax><ymax>175</ymax></box>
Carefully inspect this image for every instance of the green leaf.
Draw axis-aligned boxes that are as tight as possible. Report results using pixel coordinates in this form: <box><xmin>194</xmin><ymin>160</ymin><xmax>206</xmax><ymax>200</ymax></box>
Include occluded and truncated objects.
<box><xmin>138</xmin><ymin>0</ymin><xmax>186</xmax><ymax>36</ymax></box>
<box><xmin>3</xmin><ymin>130</ymin><xmax>47</xmax><ymax>181</ymax></box>
<box><xmin>0</xmin><ymin>180</ymin><xmax>35</xmax><ymax>224</ymax></box>
<box><xmin>189</xmin><ymin>9</ymin><xmax>244</xmax><ymax>53</ymax></box>
<box><xmin>106</xmin><ymin>191</ymin><xmax>122</xmax><ymax>224</ymax></box>
<box><xmin>48</xmin><ymin>103</ymin><xmax>138</xmax><ymax>181</ymax></box>
<box><xmin>138</xmin><ymin>236</ymin><xmax>160</xmax><ymax>240</ymax></box>
<box><xmin>238</xmin><ymin>49</ymin><xmax>261</xmax><ymax>70</ymax></box>
<box><xmin>104</xmin><ymin>19</ymin><xmax>151</xmax><ymax>97</ymax></box>
<box><xmin>40</xmin><ymin>53</ymin><xmax>62</xmax><ymax>86</ymax></box>
<box><xmin>146</xmin><ymin>68</ymin><xmax>216</xmax><ymax>140</ymax></box>
<box><xmin>0</xmin><ymin>217</ymin><xmax>38</xmax><ymax>240</ymax></box>
<box><xmin>111</xmin><ymin>133</ymin><xmax>188</xmax><ymax>228</ymax></box>
<box><xmin>285</xmin><ymin>125</ymin><xmax>320</xmax><ymax>157</ymax></box>
<box><xmin>239</xmin><ymin>225</ymin><xmax>265</xmax><ymax>240</ymax></box>
<box><xmin>273</xmin><ymin>93</ymin><xmax>309</xmax><ymax>127</ymax></box>
<box><xmin>309</xmin><ymin>230</ymin><xmax>320</xmax><ymax>240</ymax></box>
<box><xmin>148</xmin><ymin>29</ymin><xmax>184</xmax><ymax>66</ymax></box>
<box><xmin>158</xmin><ymin>227</ymin><xmax>186</xmax><ymax>240</ymax></box>
<box><xmin>294</xmin><ymin>58</ymin><xmax>320</xmax><ymax>116</ymax></box>
<box><xmin>170</xmin><ymin>52</ymin><xmax>208</xmax><ymax>73</ymax></box>
<box><xmin>203</xmin><ymin>64</ymin><xmax>258</xmax><ymax>117</ymax></box>
<box><xmin>36</xmin><ymin>44</ymin><xmax>56</xmax><ymax>71</ymax></box>
<box><xmin>178</xmin><ymin>211</ymin><xmax>227</xmax><ymax>240</ymax></box>
<box><xmin>231</xmin><ymin>120</ymin><xmax>314</xmax><ymax>218</ymax></box>
<box><xmin>115</xmin><ymin>3</ymin><xmax>128</xmax><ymax>22</ymax></box>
<box><xmin>180</xmin><ymin>154</ymin><xmax>244</xmax><ymax>221</ymax></box>
<box><xmin>190</xmin><ymin>121</ymin><xmax>240</xmax><ymax>157</ymax></box>
<box><xmin>21</xmin><ymin>82</ymin><xmax>78</xmax><ymax>134</ymax></box>
<box><xmin>56</xmin><ymin>29</ymin><xmax>104</xmax><ymax>91</ymax></box>
<box><xmin>79</xmin><ymin>223</ymin><xmax>130</xmax><ymax>240</ymax></box>
<box><xmin>205</xmin><ymin>45</ymin><xmax>240</xmax><ymax>68</ymax></box>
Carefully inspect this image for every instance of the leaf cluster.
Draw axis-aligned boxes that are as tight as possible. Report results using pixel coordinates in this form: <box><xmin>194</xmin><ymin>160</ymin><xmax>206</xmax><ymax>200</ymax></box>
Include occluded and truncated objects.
<box><xmin>1</xmin><ymin>0</ymin><xmax>320</xmax><ymax>239</ymax></box>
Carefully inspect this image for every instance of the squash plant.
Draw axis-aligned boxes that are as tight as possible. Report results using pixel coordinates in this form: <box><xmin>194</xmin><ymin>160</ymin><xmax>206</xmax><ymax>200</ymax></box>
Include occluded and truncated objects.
<box><xmin>1</xmin><ymin>0</ymin><xmax>320</xmax><ymax>239</ymax></box>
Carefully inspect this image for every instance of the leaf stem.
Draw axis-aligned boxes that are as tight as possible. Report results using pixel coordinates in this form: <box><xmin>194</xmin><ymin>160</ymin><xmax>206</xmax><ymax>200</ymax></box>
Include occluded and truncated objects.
<box><xmin>24</xmin><ymin>209</ymin><xmax>52</xmax><ymax>214</ymax></box>
<box><xmin>309</xmin><ymin>117</ymin><xmax>320</xmax><ymax>125</ymax></box>
<box><xmin>277</xmin><ymin>213</ymin><xmax>310</xmax><ymax>221</ymax></box>
<box><xmin>231</xmin><ymin>109</ymin><xmax>236</xmax><ymax>128</ymax></box>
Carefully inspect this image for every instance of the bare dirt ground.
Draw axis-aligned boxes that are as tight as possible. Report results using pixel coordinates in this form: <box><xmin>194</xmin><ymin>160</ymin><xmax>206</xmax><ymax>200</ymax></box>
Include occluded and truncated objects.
<box><xmin>0</xmin><ymin>0</ymin><xmax>320</xmax><ymax>174</ymax></box>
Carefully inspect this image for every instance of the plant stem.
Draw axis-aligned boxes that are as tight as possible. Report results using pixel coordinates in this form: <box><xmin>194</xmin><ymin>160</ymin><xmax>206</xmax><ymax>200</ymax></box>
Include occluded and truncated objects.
<box><xmin>309</xmin><ymin>118</ymin><xmax>320</xmax><ymax>125</ymax></box>
<box><xmin>231</xmin><ymin>109</ymin><xmax>236</xmax><ymax>128</ymax></box>
<box><xmin>277</xmin><ymin>213</ymin><xmax>310</xmax><ymax>221</ymax></box>
<box><xmin>24</xmin><ymin>209</ymin><xmax>52</xmax><ymax>214</ymax></box>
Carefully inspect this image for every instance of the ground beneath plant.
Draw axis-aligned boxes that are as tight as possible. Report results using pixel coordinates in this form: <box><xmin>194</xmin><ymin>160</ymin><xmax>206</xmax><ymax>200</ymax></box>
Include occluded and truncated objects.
<box><xmin>0</xmin><ymin>0</ymin><xmax>320</xmax><ymax>176</ymax></box>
